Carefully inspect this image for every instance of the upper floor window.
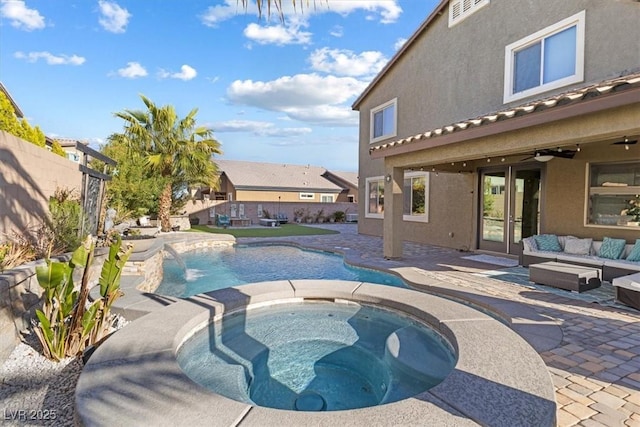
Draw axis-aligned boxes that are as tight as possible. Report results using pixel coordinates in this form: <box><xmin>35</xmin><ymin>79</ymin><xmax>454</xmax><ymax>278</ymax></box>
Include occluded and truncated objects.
<box><xmin>503</xmin><ymin>11</ymin><xmax>585</xmax><ymax>103</ymax></box>
<box><xmin>370</xmin><ymin>98</ymin><xmax>397</xmax><ymax>144</ymax></box>
<box><xmin>299</xmin><ymin>192</ymin><xmax>314</xmax><ymax>200</ymax></box>
<box><xmin>449</xmin><ymin>0</ymin><xmax>490</xmax><ymax>27</ymax></box>
<box><xmin>320</xmin><ymin>194</ymin><xmax>334</xmax><ymax>203</ymax></box>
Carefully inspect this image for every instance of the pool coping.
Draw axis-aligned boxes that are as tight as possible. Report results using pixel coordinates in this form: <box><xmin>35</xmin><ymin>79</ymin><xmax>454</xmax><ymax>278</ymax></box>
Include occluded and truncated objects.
<box><xmin>111</xmin><ymin>239</ymin><xmax>563</xmax><ymax>354</ymax></box>
<box><xmin>75</xmin><ymin>280</ymin><xmax>556</xmax><ymax>426</ymax></box>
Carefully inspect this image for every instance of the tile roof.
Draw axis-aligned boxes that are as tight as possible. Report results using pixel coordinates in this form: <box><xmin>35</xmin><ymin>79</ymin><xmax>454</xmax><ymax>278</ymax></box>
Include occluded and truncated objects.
<box><xmin>215</xmin><ymin>159</ymin><xmax>344</xmax><ymax>192</ymax></box>
<box><xmin>324</xmin><ymin>170</ymin><xmax>358</xmax><ymax>188</ymax></box>
<box><xmin>370</xmin><ymin>72</ymin><xmax>640</xmax><ymax>155</ymax></box>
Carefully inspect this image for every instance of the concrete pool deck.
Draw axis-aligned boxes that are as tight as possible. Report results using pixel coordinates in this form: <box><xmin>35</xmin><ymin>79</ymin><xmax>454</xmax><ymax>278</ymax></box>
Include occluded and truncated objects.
<box><xmin>85</xmin><ymin>224</ymin><xmax>640</xmax><ymax>426</ymax></box>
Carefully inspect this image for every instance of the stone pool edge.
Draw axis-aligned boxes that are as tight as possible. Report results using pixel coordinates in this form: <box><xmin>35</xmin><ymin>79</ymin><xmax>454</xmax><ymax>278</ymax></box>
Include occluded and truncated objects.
<box><xmin>75</xmin><ymin>280</ymin><xmax>556</xmax><ymax>427</ymax></box>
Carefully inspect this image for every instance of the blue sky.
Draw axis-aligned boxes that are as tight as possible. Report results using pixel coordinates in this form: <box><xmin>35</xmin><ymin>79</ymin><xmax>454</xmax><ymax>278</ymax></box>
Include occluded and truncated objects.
<box><xmin>0</xmin><ymin>0</ymin><xmax>439</xmax><ymax>171</ymax></box>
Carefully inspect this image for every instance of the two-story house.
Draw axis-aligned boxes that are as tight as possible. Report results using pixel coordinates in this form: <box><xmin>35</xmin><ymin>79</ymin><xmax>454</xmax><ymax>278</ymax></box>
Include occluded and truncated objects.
<box><xmin>353</xmin><ymin>0</ymin><xmax>640</xmax><ymax>259</ymax></box>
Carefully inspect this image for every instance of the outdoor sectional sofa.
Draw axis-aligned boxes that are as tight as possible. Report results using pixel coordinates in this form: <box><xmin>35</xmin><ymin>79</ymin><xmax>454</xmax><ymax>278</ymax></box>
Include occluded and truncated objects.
<box><xmin>520</xmin><ymin>235</ymin><xmax>640</xmax><ymax>283</ymax></box>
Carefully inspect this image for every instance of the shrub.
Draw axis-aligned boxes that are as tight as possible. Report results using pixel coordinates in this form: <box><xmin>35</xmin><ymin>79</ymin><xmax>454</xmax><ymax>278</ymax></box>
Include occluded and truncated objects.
<box><xmin>48</xmin><ymin>188</ymin><xmax>88</xmax><ymax>253</ymax></box>
<box><xmin>34</xmin><ymin>235</ymin><xmax>132</xmax><ymax>361</ymax></box>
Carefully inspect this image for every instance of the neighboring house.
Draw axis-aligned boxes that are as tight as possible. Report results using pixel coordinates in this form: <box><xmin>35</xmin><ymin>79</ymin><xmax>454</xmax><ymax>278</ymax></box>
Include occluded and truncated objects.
<box><xmin>187</xmin><ymin>159</ymin><xmax>358</xmax><ymax>224</ymax></box>
<box><xmin>45</xmin><ymin>137</ymin><xmax>88</xmax><ymax>163</ymax></box>
<box><xmin>212</xmin><ymin>159</ymin><xmax>346</xmax><ymax>203</ymax></box>
<box><xmin>322</xmin><ymin>170</ymin><xmax>359</xmax><ymax>203</ymax></box>
<box><xmin>352</xmin><ymin>0</ymin><xmax>640</xmax><ymax>259</ymax></box>
<box><xmin>0</xmin><ymin>82</ymin><xmax>24</xmax><ymax>118</ymax></box>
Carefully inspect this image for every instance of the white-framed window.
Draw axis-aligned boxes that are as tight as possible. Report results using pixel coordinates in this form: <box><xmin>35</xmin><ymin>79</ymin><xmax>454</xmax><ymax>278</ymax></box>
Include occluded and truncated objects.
<box><xmin>449</xmin><ymin>0</ymin><xmax>490</xmax><ymax>27</ymax></box>
<box><xmin>403</xmin><ymin>172</ymin><xmax>430</xmax><ymax>222</ymax></box>
<box><xmin>587</xmin><ymin>161</ymin><xmax>640</xmax><ymax>228</ymax></box>
<box><xmin>503</xmin><ymin>11</ymin><xmax>585</xmax><ymax>103</ymax></box>
<box><xmin>366</xmin><ymin>176</ymin><xmax>385</xmax><ymax>219</ymax></box>
<box><xmin>320</xmin><ymin>194</ymin><xmax>334</xmax><ymax>203</ymax></box>
<box><xmin>258</xmin><ymin>204</ymin><xmax>263</xmax><ymax>217</ymax></box>
<box><xmin>299</xmin><ymin>192</ymin><xmax>314</xmax><ymax>200</ymax></box>
<box><xmin>370</xmin><ymin>98</ymin><xmax>397</xmax><ymax>144</ymax></box>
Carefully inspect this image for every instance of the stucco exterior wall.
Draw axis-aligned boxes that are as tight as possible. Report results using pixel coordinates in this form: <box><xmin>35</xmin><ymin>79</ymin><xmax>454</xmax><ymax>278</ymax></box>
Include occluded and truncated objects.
<box><xmin>544</xmin><ymin>142</ymin><xmax>640</xmax><ymax>241</ymax></box>
<box><xmin>356</xmin><ymin>0</ymin><xmax>640</xmax><ymax>251</ymax></box>
<box><xmin>235</xmin><ymin>189</ymin><xmax>340</xmax><ymax>203</ymax></box>
<box><xmin>0</xmin><ymin>131</ymin><xmax>83</xmax><ymax>239</ymax></box>
<box><xmin>358</xmin><ymin>0</ymin><xmax>640</xmax><ymax>141</ymax></box>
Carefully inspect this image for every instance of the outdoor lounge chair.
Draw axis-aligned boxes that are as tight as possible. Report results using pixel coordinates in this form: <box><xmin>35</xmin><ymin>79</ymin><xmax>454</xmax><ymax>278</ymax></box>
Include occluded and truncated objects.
<box><xmin>216</xmin><ymin>214</ymin><xmax>231</xmax><ymax>227</ymax></box>
<box><xmin>276</xmin><ymin>213</ymin><xmax>288</xmax><ymax>224</ymax></box>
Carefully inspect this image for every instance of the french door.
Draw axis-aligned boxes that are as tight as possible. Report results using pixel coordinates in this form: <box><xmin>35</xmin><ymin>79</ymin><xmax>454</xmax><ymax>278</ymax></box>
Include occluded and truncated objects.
<box><xmin>479</xmin><ymin>166</ymin><xmax>542</xmax><ymax>254</ymax></box>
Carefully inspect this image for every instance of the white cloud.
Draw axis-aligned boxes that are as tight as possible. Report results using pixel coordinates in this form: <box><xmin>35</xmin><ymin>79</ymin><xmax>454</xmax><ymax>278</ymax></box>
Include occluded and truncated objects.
<box><xmin>0</xmin><ymin>0</ymin><xmax>45</xmax><ymax>30</ymax></box>
<box><xmin>308</xmin><ymin>48</ymin><xmax>387</xmax><ymax>77</ymax></box>
<box><xmin>158</xmin><ymin>64</ymin><xmax>197</xmax><ymax>81</ymax></box>
<box><xmin>329</xmin><ymin>25</ymin><xmax>343</xmax><ymax>38</ymax></box>
<box><xmin>199</xmin><ymin>0</ymin><xmax>401</xmax><ymax>26</ymax></box>
<box><xmin>14</xmin><ymin>51</ymin><xmax>85</xmax><ymax>65</ymax></box>
<box><xmin>226</xmin><ymin>73</ymin><xmax>366</xmax><ymax>126</ymax></box>
<box><xmin>394</xmin><ymin>37</ymin><xmax>407</xmax><ymax>51</ymax></box>
<box><xmin>327</xmin><ymin>0</ymin><xmax>402</xmax><ymax>24</ymax></box>
<box><xmin>98</xmin><ymin>0</ymin><xmax>130</xmax><ymax>33</ymax></box>
<box><xmin>116</xmin><ymin>62</ymin><xmax>147</xmax><ymax>78</ymax></box>
<box><xmin>200</xmin><ymin>0</ymin><xmax>248</xmax><ymax>27</ymax></box>
<box><xmin>213</xmin><ymin>120</ymin><xmax>311</xmax><ymax>137</ymax></box>
<box><xmin>243</xmin><ymin>20</ymin><xmax>311</xmax><ymax>46</ymax></box>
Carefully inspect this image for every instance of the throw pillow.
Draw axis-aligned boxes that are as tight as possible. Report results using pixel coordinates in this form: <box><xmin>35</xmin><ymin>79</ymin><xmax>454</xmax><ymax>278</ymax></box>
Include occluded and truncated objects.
<box><xmin>599</xmin><ymin>237</ymin><xmax>627</xmax><ymax>260</ymax></box>
<box><xmin>626</xmin><ymin>239</ymin><xmax>640</xmax><ymax>262</ymax></box>
<box><xmin>534</xmin><ymin>234</ymin><xmax>562</xmax><ymax>252</ymax></box>
<box><xmin>564</xmin><ymin>238</ymin><xmax>593</xmax><ymax>255</ymax></box>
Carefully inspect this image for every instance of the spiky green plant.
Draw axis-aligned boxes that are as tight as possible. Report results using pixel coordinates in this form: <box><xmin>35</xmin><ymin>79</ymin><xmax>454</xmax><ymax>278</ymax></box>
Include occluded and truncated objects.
<box><xmin>34</xmin><ymin>235</ymin><xmax>132</xmax><ymax>361</ymax></box>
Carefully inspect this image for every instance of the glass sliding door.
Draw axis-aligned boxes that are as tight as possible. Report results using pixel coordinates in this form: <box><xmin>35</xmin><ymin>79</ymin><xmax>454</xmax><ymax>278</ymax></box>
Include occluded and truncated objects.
<box><xmin>479</xmin><ymin>166</ymin><xmax>542</xmax><ymax>254</ymax></box>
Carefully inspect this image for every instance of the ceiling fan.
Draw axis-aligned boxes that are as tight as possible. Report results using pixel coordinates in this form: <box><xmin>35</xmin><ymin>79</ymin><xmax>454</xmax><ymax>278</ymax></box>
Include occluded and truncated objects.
<box><xmin>520</xmin><ymin>148</ymin><xmax>577</xmax><ymax>162</ymax></box>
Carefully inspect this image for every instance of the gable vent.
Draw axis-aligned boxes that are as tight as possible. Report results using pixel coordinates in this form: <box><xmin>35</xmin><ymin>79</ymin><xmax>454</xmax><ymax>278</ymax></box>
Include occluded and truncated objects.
<box><xmin>449</xmin><ymin>0</ymin><xmax>490</xmax><ymax>27</ymax></box>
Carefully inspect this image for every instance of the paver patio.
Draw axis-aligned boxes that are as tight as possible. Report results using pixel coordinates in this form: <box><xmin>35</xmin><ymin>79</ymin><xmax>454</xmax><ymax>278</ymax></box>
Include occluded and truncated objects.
<box><xmin>242</xmin><ymin>224</ymin><xmax>640</xmax><ymax>427</ymax></box>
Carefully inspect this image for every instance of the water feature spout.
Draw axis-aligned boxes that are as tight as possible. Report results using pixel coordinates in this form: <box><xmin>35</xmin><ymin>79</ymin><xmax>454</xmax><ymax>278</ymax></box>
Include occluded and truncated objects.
<box><xmin>164</xmin><ymin>244</ymin><xmax>187</xmax><ymax>277</ymax></box>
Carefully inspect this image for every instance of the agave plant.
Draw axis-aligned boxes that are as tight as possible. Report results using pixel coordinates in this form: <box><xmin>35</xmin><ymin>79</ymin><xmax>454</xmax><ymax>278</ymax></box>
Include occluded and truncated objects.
<box><xmin>34</xmin><ymin>235</ymin><xmax>132</xmax><ymax>361</ymax></box>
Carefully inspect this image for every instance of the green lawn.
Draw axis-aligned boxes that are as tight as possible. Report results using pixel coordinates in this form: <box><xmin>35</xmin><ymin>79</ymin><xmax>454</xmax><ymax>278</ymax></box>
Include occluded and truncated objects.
<box><xmin>189</xmin><ymin>223</ymin><xmax>340</xmax><ymax>238</ymax></box>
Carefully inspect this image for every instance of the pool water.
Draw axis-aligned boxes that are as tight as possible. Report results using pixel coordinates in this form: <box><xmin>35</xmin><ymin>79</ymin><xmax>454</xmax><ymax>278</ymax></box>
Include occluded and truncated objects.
<box><xmin>177</xmin><ymin>301</ymin><xmax>457</xmax><ymax>411</ymax></box>
<box><xmin>155</xmin><ymin>244</ymin><xmax>406</xmax><ymax>297</ymax></box>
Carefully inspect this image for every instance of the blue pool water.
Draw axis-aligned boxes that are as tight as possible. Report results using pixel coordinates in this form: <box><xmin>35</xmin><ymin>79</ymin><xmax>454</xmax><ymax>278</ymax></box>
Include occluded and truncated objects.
<box><xmin>155</xmin><ymin>244</ymin><xmax>407</xmax><ymax>297</ymax></box>
<box><xmin>177</xmin><ymin>301</ymin><xmax>457</xmax><ymax>411</ymax></box>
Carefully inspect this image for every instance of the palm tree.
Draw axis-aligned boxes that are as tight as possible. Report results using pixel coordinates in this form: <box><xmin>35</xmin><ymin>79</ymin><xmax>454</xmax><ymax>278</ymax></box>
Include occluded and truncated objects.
<box><xmin>241</xmin><ymin>0</ymin><xmax>320</xmax><ymax>20</ymax></box>
<box><xmin>110</xmin><ymin>95</ymin><xmax>222</xmax><ymax>232</ymax></box>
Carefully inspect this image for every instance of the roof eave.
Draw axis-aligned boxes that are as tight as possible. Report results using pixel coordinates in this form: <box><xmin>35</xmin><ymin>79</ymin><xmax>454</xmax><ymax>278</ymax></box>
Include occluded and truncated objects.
<box><xmin>370</xmin><ymin>83</ymin><xmax>640</xmax><ymax>159</ymax></box>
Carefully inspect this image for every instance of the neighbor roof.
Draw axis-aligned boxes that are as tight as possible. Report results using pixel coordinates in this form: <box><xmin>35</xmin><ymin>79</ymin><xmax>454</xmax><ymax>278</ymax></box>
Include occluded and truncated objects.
<box><xmin>215</xmin><ymin>159</ymin><xmax>344</xmax><ymax>192</ymax></box>
<box><xmin>323</xmin><ymin>170</ymin><xmax>358</xmax><ymax>188</ymax></box>
<box><xmin>0</xmin><ymin>82</ymin><xmax>24</xmax><ymax>118</ymax></box>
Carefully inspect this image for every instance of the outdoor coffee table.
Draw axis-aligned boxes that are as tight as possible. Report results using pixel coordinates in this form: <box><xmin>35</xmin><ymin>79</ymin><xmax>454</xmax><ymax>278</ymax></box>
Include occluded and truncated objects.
<box><xmin>529</xmin><ymin>261</ymin><xmax>601</xmax><ymax>293</ymax></box>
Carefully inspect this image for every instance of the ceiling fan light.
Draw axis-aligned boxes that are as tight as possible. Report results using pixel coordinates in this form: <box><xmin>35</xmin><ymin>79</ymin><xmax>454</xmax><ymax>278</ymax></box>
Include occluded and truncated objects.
<box><xmin>534</xmin><ymin>154</ymin><xmax>554</xmax><ymax>162</ymax></box>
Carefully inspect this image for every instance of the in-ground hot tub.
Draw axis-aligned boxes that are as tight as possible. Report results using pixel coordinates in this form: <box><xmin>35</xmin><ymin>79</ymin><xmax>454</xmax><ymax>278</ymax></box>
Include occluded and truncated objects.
<box><xmin>177</xmin><ymin>300</ymin><xmax>456</xmax><ymax>412</ymax></box>
<box><xmin>75</xmin><ymin>281</ymin><xmax>556</xmax><ymax>426</ymax></box>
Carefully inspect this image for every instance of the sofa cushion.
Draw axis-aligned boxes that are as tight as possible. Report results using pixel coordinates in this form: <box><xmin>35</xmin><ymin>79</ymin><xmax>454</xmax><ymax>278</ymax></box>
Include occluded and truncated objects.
<box><xmin>599</xmin><ymin>237</ymin><xmax>627</xmax><ymax>260</ymax></box>
<box><xmin>534</xmin><ymin>234</ymin><xmax>562</xmax><ymax>252</ymax></box>
<box><xmin>564</xmin><ymin>238</ymin><xmax>593</xmax><ymax>255</ymax></box>
<box><xmin>626</xmin><ymin>239</ymin><xmax>640</xmax><ymax>262</ymax></box>
<box><xmin>521</xmin><ymin>236</ymin><xmax>538</xmax><ymax>252</ymax></box>
<box><xmin>556</xmin><ymin>253</ymin><xmax>604</xmax><ymax>267</ymax></box>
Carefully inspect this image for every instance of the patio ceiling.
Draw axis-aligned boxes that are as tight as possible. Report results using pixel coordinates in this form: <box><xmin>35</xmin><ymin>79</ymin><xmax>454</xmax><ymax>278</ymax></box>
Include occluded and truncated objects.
<box><xmin>370</xmin><ymin>72</ymin><xmax>640</xmax><ymax>166</ymax></box>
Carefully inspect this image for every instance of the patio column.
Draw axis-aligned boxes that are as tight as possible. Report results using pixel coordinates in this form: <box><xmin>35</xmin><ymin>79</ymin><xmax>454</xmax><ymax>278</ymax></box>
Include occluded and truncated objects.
<box><xmin>383</xmin><ymin>166</ymin><xmax>403</xmax><ymax>259</ymax></box>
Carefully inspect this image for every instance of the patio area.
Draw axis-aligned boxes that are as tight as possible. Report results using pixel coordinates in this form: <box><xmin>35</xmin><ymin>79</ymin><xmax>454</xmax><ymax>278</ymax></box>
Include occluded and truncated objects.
<box><xmin>1</xmin><ymin>223</ymin><xmax>639</xmax><ymax>426</ymax></box>
<box><xmin>242</xmin><ymin>223</ymin><xmax>640</xmax><ymax>426</ymax></box>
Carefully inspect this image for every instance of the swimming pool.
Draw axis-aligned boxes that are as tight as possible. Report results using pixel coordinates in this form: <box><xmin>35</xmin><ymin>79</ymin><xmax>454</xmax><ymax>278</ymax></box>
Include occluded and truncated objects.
<box><xmin>155</xmin><ymin>244</ymin><xmax>407</xmax><ymax>297</ymax></box>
